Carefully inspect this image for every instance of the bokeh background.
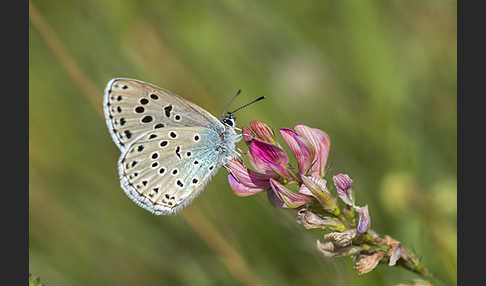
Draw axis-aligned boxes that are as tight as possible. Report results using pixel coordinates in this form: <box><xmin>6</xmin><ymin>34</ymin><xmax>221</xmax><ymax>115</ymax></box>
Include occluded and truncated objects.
<box><xmin>29</xmin><ymin>0</ymin><xmax>457</xmax><ymax>285</ymax></box>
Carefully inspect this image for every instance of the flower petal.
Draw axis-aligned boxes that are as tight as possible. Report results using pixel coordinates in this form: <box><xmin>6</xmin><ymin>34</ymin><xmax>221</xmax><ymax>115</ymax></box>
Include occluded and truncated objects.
<box><xmin>249</xmin><ymin>140</ymin><xmax>289</xmax><ymax>176</ymax></box>
<box><xmin>227</xmin><ymin>174</ymin><xmax>265</xmax><ymax>197</ymax></box>
<box><xmin>316</xmin><ymin>240</ymin><xmax>361</xmax><ymax>258</ymax></box>
<box><xmin>356</xmin><ymin>205</ymin><xmax>371</xmax><ymax>233</ymax></box>
<box><xmin>354</xmin><ymin>252</ymin><xmax>385</xmax><ymax>275</ymax></box>
<box><xmin>325</xmin><ymin>229</ymin><xmax>358</xmax><ymax>247</ymax></box>
<box><xmin>226</xmin><ymin>159</ymin><xmax>271</xmax><ymax>188</ymax></box>
<box><xmin>388</xmin><ymin>244</ymin><xmax>402</xmax><ymax>266</ymax></box>
<box><xmin>301</xmin><ymin>175</ymin><xmax>340</xmax><ymax>216</ymax></box>
<box><xmin>298</xmin><ymin>184</ymin><xmax>313</xmax><ymax>196</ymax></box>
<box><xmin>333</xmin><ymin>173</ymin><xmax>354</xmax><ymax>206</ymax></box>
<box><xmin>267</xmin><ymin>188</ymin><xmax>285</xmax><ymax>207</ymax></box>
<box><xmin>296</xmin><ymin>208</ymin><xmax>345</xmax><ymax>231</ymax></box>
<box><xmin>250</xmin><ymin>121</ymin><xmax>275</xmax><ymax>143</ymax></box>
<box><xmin>270</xmin><ymin>178</ymin><xmax>310</xmax><ymax>208</ymax></box>
<box><xmin>294</xmin><ymin>125</ymin><xmax>330</xmax><ymax>177</ymax></box>
<box><xmin>267</xmin><ymin>162</ymin><xmax>288</xmax><ymax>178</ymax></box>
<box><xmin>241</xmin><ymin>126</ymin><xmax>255</xmax><ymax>145</ymax></box>
<box><xmin>316</xmin><ymin>240</ymin><xmax>336</xmax><ymax>258</ymax></box>
<box><xmin>279</xmin><ymin>128</ymin><xmax>313</xmax><ymax>174</ymax></box>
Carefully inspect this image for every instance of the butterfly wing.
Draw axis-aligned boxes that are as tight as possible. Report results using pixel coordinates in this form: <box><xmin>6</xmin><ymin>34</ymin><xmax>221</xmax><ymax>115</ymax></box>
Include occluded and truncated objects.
<box><xmin>118</xmin><ymin>127</ymin><xmax>224</xmax><ymax>215</ymax></box>
<box><xmin>104</xmin><ymin>78</ymin><xmax>225</xmax><ymax>151</ymax></box>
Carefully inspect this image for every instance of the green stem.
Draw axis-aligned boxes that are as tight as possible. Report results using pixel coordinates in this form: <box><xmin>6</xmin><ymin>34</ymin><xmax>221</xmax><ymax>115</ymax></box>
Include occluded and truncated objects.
<box><xmin>337</xmin><ymin>213</ymin><xmax>352</xmax><ymax>229</ymax></box>
<box><xmin>396</xmin><ymin>252</ymin><xmax>444</xmax><ymax>286</ymax></box>
<box><xmin>363</xmin><ymin>230</ymin><xmax>445</xmax><ymax>286</ymax></box>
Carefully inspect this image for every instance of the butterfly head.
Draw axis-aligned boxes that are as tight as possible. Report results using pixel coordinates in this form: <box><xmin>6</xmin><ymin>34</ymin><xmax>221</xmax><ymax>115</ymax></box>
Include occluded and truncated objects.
<box><xmin>221</xmin><ymin>112</ymin><xmax>236</xmax><ymax>128</ymax></box>
<box><xmin>220</xmin><ymin>94</ymin><xmax>265</xmax><ymax>129</ymax></box>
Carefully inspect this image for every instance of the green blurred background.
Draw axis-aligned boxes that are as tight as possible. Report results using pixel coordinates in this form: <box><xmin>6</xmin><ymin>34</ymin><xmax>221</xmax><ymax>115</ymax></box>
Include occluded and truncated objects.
<box><xmin>29</xmin><ymin>0</ymin><xmax>457</xmax><ymax>285</ymax></box>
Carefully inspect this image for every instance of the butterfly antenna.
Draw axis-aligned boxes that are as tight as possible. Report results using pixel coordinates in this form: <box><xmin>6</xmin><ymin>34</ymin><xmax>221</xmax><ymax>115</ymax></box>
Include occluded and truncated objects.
<box><xmin>222</xmin><ymin>89</ymin><xmax>242</xmax><ymax>117</ymax></box>
<box><xmin>230</xmin><ymin>96</ymin><xmax>265</xmax><ymax>114</ymax></box>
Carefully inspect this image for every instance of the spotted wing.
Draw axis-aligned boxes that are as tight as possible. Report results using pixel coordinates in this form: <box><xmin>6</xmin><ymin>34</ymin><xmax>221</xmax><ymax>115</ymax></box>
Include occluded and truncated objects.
<box><xmin>118</xmin><ymin>127</ymin><xmax>223</xmax><ymax>215</ymax></box>
<box><xmin>104</xmin><ymin>78</ymin><xmax>224</xmax><ymax>151</ymax></box>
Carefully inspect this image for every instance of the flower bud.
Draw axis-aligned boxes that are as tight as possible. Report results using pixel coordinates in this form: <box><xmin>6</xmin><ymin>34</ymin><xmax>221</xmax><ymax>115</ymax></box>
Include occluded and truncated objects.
<box><xmin>250</xmin><ymin>121</ymin><xmax>276</xmax><ymax>143</ymax></box>
<box><xmin>316</xmin><ymin>240</ymin><xmax>335</xmax><ymax>258</ymax></box>
<box><xmin>356</xmin><ymin>205</ymin><xmax>371</xmax><ymax>233</ymax></box>
<box><xmin>354</xmin><ymin>252</ymin><xmax>385</xmax><ymax>275</ymax></box>
<box><xmin>333</xmin><ymin>173</ymin><xmax>354</xmax><ymax>206</ymax></box>
<box><xmin>241</xmin><ymin>126</ymin><xmax>255</xmax><ymax>145</ymax></box>
<box><xmin>316</xmin><ymin>240</ymin><xmax>361</xmax><ymax>258</ymax></box>
<box><xmin>227</xmin><ymin>174</ymin><xmax>265</xmax><ymax>197</ymax></box>
<box><xmin>269</xmin><ymin>179</ymin><xmax>310</xmax><ymax>208</ymax></box>
<box><xmin>301</xmin><ymin>175</ymin><xmax>340</xmax><ymax>216</ymax></box>
<box><xmin>296</xmin><ymin>209</ymin><xmax>345</xmax><ymax>232</ymax></box>
<box><xmin>380</xmin><ymin>235</ymin><xmax>402</xmax><ymax>266</ymax></box>
<box><xmin>226</xmin><ymin>159</ymin><xmax>271</xmax><ymax>189</ymax></box>
<box><xmin>324</xmin><ymin>229</ymin><xmax>357</xmax><ymax>247</ymax></box>
<box><xmin>388</xmin><ymin>244</ymin><xmax>402</xmax><ymax>266</ymax></box>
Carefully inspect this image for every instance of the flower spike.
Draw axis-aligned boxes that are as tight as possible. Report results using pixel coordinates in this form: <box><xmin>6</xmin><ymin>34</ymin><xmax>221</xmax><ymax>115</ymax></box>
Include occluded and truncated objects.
<box><xmin>225</xmin><ymin>121</ymin><xmax>435</xmax><ymax>285</ymax></box>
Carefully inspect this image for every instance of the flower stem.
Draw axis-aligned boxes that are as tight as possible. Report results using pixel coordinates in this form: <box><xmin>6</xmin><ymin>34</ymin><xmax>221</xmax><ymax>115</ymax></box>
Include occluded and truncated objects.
<box><xmin>364</xmin><ymin>230</ymin><xmax>445</xmax><ymax>286</ymax></box>
<box><xmin>395</xmin><ymin>251</ymin><xmax>444</xmax><ymax>286</ymax></box>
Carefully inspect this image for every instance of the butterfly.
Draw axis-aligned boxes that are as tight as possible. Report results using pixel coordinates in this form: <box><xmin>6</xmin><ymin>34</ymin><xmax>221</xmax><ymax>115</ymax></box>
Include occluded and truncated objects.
<box><xmin>103</xmin><ymin>78</ymin><xmax>244</xmax><ymax>215</ymax></box>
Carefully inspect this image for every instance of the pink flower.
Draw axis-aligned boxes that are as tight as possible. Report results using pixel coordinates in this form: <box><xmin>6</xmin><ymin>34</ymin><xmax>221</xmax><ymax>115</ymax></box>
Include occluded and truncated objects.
<box><xmin>250</xmin><ymin>121</ymin><xmax>276</xmax><ymax>144</ymax></box>
<box><xmin>241</xmin><ymin>126</ymin><xmax>255</xmax><ymax>145</ymax></box>
<box><xmin>293</xmin><ymin>124</ymin><xmax>331</xmax><ymax>178</ymax></box>
<box><xmin>333</xmin><ymin>173</ymin><xmax>354</xmax><ymax>206</ymax></box>
<box><xmin>297</xmin><ymin>208</ymin><xmax>346</xmax><ymax>232</ymax></box>
<box><xmin>279</xmin><ymin>128</ymin><xmax>313</xmax><ymax>174</ymax></box>
<box><xmin>227</xmin><ymin>173</ymin><xmax>265</xmax><ymax>197</ymax></box>
<box><xmin>226</xmin><ymin>159</ymin><xmax>271</xmax><ymax>189</ymax></box>
<box><xmin>301</xmin><ymin>175</ymin><xmax>340</xmax><ymax>216</ymax></box>
<box><xmin>248</xmin><ymin>140</ymin><xmax>289</xmax><ymax>177</ymax></box>
<box><xmin>356</xmin><ymin>205</ymin><xmax>371</xmax><ymax>233</ymax></box>
<box><xmin>269</xmin><ymin>178</ymin><xmax>311</xmax><ymax>208</ymax></box>
<box><xmin>227</xmin><ymin>121</ymin><xmax>331</xmax><ymax>209</ymax></box>
<box><xmin>225</xmin><ymin>121</ymin><xmax>386</xmax><ymax>272</ymax></box>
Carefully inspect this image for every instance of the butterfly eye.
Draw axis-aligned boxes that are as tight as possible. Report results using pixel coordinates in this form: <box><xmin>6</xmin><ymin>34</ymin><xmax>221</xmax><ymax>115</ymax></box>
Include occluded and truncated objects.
<box><xmin>222</xmin><ymin>118</ymin><xmax>235</xmax><ymax>127</ymax></box>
